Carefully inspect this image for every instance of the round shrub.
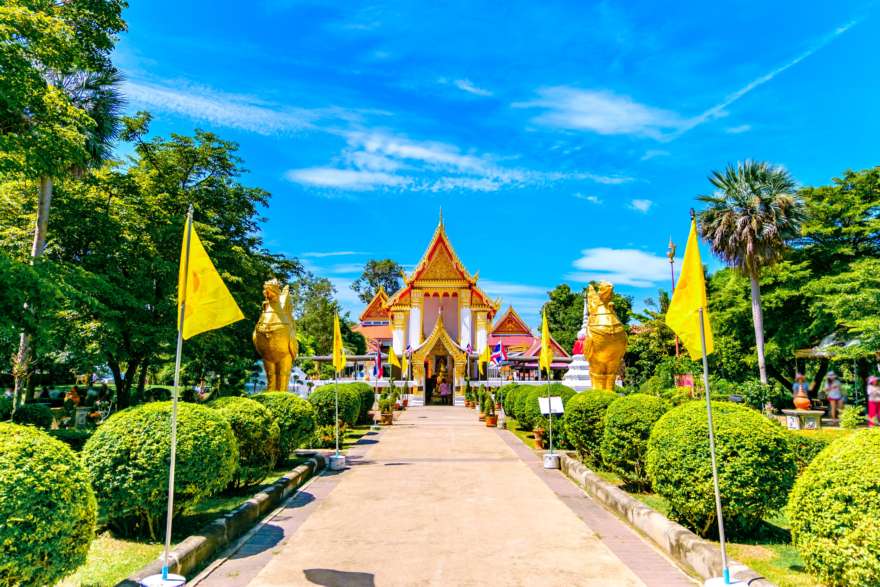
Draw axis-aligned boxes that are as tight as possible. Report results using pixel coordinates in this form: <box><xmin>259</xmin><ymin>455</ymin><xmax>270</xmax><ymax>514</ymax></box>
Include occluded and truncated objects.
<box><xmin>347</xmin><ymin>382</ymin><xmax>376</xmax><ymax>424</ymax></box>
<box><xmin>786</xmin><ymin>430</ymin><xmax>830</xmax><ymax>476</ymax></box>
<box><xmin>0</xmin><ymin>397</ymin><xmax>11</xmax><ymax>421</ymax></box>
<box><xmin>647</xmin><ymin>401</ymin><xmax>796</xmax><ymax>538</ymax></box>
<box><xmin>788</xmin><ymin>429</ymin><xmax>880</xmax><ymax>586</ymax></box>
<box><xmin>514</xmin><ymin>385</ymin><xmax>536</xmax><ymax>422</ymax></box>
<box><xmin>521</xmin><ymin>383</ymin><xmax>576</xmax><ymax>436</ymax></box>
<box><xmin>0</xmin><ymin>423</ymin><xmax>97</xmax><ymax>585</ymax></box>
<box><xmin>309</xmin><ymin>385</ymin><xmax>360</xmax><ymax>427</ymax></box>
<box><xmin>83</xmin><ymin>402</ymin><xmax>237</xmax><ymax>538</ymax></box>
<box><xmin>600</xmin><ymin>394</ymin><xmax>670</xmax><ymax>488</ymax></box>
<box><xmin>503</xmin><ymin>384</ymin><xmax>528</xmax><ymax>419</ymax></box>
<box><xmin>252</xmin><ymin>392</ymin><xmax>317</xmax><ymax>458</ymax></box>
<box><xmin>209</xmin><ymin>396</ymin><xmax>281</xmax><ymax>488</ymax></box>
<box><xmin>564</xmin><ymin>390</ymin><xmax>617</xmax><ymax>464</ymax></box>
<box><xmin>47</xmin><ymin>428</ymin><xmax>95</xmax><ymax>452</ymax></box>
<box><xmin>11</xmin><ymin>402</ymin><xmax>54</xmax><ymax>428</ymax></box>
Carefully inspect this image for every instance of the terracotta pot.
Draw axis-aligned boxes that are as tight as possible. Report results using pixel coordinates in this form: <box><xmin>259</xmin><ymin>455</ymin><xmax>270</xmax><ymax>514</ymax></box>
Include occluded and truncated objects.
<box><xmin>533</xmin><ymin>427</ymin><xmax>545</xmax><ymax>449</ymax></box>
<box><xmin>486</xmin><ymin>415</ymin><xmax>497</xmax><ymax>427</ymax></box>
<box><xmin>478</xmin><ymin>413</ymin><xmax>486</xmax><ymax>421</ymax></box>
<box><xmin>465</xmin><ymin>401</ymin><xmax>472</xmax><ymax>408</ymax></box>
<box><xmin>402</xmin><ymin>399</ymin><xmax>409</xmax><ymax>408</ymax></box>
<box><xmin>381</xmin><ymin>412</ymin><xmax>393</xmax><ymax>425</ymax></box>
<box><xmin>793</xmin><ymin>392</ymin><xmax>811</xmax><ymax>410</ymax></box>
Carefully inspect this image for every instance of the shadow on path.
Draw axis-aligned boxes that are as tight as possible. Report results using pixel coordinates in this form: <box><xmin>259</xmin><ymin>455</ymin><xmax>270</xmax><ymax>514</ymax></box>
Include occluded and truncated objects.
<box><xmin>303</xmin><ymin>568</ymin><xmax>375</xmax><ymax>586</ymax></box>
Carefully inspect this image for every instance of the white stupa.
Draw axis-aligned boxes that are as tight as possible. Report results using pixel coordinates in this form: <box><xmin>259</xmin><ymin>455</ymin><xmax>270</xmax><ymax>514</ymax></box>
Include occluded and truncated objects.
<box><xmin>562</xmin><ymin>292</ymin><xmax>592</xmax><ymax>391</ymax></box>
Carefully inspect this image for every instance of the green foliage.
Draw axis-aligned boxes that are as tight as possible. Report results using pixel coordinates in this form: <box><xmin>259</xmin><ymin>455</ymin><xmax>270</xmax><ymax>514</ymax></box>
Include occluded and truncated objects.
<box><xmin>309</xmin><ymin>385</ymin><xmax>360</xmax><ymax>427</ymax></box>
<box><xmin>522</xmin><ymin>383</ymin><xmax>576</xmax><ymax>434</ymax></box>
<box><xmin>541</xmin><ymin>283</ymin><xmax>632</xmax><ymax>353</ymax></box>
<box><xmin>309</xmin><ymin>423</ymin><xmax>347</xmax><ymax>449</ymax></box>
<box><xmin>0</xmin><ymin>423</ymin><xmax>97</xmax><ymax>586</ymax></box>
<box><xmin>600</xmin><ymin>394</ymin><xmax>670</xmax><ymax>488</ymax></box>
<box><xmin>841</xmin><ymin>404</ymin><xmax>865</xmax><ymax>429</ymax></box>
<box><xmin>11</xmin><ymin>402</ymin><xmax>54</xmax><ymax>428</ymax></box>
<box><xmin>209</xmin><ymin>396</ymin><xmax>281</xmax><ymax>489</ymax></box>
<box><xmin>564</xmin><ymin>390</ymin><xmax>617</xmax><ymax>464</ymax></box>
<box><xmin>252</xmin><ymin>392</ymin><xmax>317</xmax><ymax>458</ymax></box>
<box><xmin>502</xmin><ymin>384</ymin><xmax>526</xmax><ymax>417</ymax></box>
<box><xmin>0</xmin><ymin>397</ymin><xmax>11</xmax><ymax>421</ymax></box>
<box><xmin>347</xmin><ymin>382</ymin><xmax>376</xmax><ymax>425</ymax></box>
<box><xmin>47</xmin><ymin>427</ymin><xmax>94</xmax><ymax>451</ymax></box>
<box><xmin>739</xmin><ymin>379</ymin><xmax>788</xmax><ymax>410</ymax></box>
<box><xmin>646</xmin><ymin>401</ymin><xmax>796</xmax><ymax>538</ymax></box>
<box><xmin>350</xmin><ymin>259</ymin><xmax>404</xmax><ymax>304</ymax></box>
<box><xmin>83</xmin><ymin>402</ymin><xmax>237</xmax><ymax>538</ymax></box>
<box><xmin>785</xmin><ymin>430</ymin><xmax>830</xmax><ymax>475</ymax></box>
<box><xmin>514</xmin><ymin>385</ymin><xmax>535</xmax><ymax>422</ymax></box>
<box><xmin>788</xmin><ymin>429</ymin><xmax>880</xmax><ymax>586</ymax></box>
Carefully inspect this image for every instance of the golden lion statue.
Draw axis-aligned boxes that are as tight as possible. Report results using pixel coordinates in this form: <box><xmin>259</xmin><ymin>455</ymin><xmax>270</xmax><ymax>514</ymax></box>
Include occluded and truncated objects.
<box><xmin>253</xmin><ymin>279</ymin><xmax>298</xmax><ymax>391</ymax></box>
<box><xmin>584</xmin><ymin>282</ymin><xmax>627</xmax><ymax>390</ymax></box>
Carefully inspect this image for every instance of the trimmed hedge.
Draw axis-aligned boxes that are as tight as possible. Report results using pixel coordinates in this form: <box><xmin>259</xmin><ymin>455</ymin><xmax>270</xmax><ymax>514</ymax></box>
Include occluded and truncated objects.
<box><xmin>502</xmin><ymin>384</ymin><xmax>526</xmax><ymax>418</ymax></box>
<box><xmin>646</xmin><ymin>401</ymin><xmax>796</xmax><ymax>538</ymax></box>
<box><xmin>788</xmin><ymin>429</ymin><xmax>880</xmax><ymax>586</ymax></box>
<box><xmin>600</xmin><ymin>394</ymin><xmax>670</xmax><ymax>488</ymax></box>
<box><xmin>11</xmin><ymin>402</ymin><xmax>54</xmax><ymax>428</ymax></box>
<box><xmin>786</xmin><ymin>430</ymin><xmax>831</xmax><ymax>476</ymax></box>
<box><xmin>0</xmin><ymin>423</ymin><xmax>97</xmax><ymax>586</ymax></box>
<box><xmin>309</xmin><ymin>384</ymin><xmax>360</xmax><ymax>427</ymax></box>
<box><xmin>209</xmin><ymin>396</ymin><xmax>281</xmax><ymax>488</ymax></box>
<box><xmin>520</xmin><ymin>384</ymin><xmax>576</xmax><ymax>447</ymax></box>
<box><xmin>514</xmin><ymin>385</ymin><xmax>535</xmax><ymax>422</ymax></box>
<box><xmin>83</xmin><ymin>402</ymin><xmax>237</xmax><ymax>538</ymax></box>
<box><xmin>347</xmin><ymin>382</ymin><xmax>376</xmax><ymax>424</ymax></box>
<box><xmin>564</xmin><ymin>390</ymin><xmax>617</xmax><ymax>464</ymax></box>
<box><xmin>47</xmin><ymin>428</ymin><xmax>95</xmax><ymax>452</ymax></box>
<box><xmin>252</xmin><ymin>392</ymin><xmax>317</xmax><ymax>458</ymax></box>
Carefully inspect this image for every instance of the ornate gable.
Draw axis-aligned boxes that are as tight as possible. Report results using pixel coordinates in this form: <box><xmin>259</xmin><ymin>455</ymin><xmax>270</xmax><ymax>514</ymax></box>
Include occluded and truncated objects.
<box><xmin>491</xmin><ymin>306</ymin><xmax>531</xmax><ymax>335</ymax></box>
<box><xmin>406</xmin><ymin>214</ymin><xmax>475</xmax><ymax>287</ymax></box>
<box><xmin>412</xmin><ymin>313</ymin><xmax>465</xmax><ymax>363</ymax></box>
<box><xmin>359</xmin><ymin>288</ymin><xmax>389</xmax><ymax>323</ymax></box>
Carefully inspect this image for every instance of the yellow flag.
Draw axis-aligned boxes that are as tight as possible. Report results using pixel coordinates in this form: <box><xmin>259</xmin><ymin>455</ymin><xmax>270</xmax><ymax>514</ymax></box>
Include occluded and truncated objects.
<box><xmin>539</xmin><ymin>311</ymin><xmax>553</xmax><ymax>375</ymax></box>
<box><xmin>665</xmin><ymin>219</ymin><xmax>714</xmax><ymax>360</ymax></box>
<box><xmin>478</xmin><ymin>344</ymin><xmax>490</xmax><ymax>376</ymax></box>
<box><xmin>178</xmin><ymin>221</ymin><xmax>244</xmax><ymax>340</ymax></box>
<box><xmin>332</xmin><ymin>314</ymin><xmax>346</xmax><ymax>373</ymax></box>
<box><xmin>388</xmin><ymin>349</ymin><xmax>401</xmax><ymax>370</ymax></box>
<box><xmin>401</xmin><ymin>353</ymin><xmax>409</xmax><ymax>378</ymax></box>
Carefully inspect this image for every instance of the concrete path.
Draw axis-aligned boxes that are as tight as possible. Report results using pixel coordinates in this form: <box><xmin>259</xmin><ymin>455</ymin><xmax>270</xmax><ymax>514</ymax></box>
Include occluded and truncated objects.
<box><xmin>193</xmin><ymin>407</ymin><xmax>695</xmax><ymax>587</ymax></box>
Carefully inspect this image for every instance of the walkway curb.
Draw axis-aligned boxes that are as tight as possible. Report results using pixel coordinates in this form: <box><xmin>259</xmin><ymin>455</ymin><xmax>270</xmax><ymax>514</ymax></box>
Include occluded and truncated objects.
<box><xmin>559</xmin><ymin>454</ymin><xmax>774</xmax><ymax>586</ymax></box>
<box><xmin>118</xmin><ymin>454</ymin><xmax>326</xmax><ymax>586</ymax></box>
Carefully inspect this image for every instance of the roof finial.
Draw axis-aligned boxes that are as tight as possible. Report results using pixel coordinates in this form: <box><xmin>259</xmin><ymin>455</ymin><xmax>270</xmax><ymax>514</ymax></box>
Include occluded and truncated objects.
<box><xmin>438</xmin><ymin>206</ymin><xmax>443</xmax><ymax>227</ymax></box>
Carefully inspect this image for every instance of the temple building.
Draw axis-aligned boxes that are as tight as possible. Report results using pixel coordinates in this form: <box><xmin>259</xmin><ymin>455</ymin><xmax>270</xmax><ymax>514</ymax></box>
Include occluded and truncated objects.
<box><xmin>353</xmin><ymin>214</ymin><xmax>570</xmax><ymax>403</ymax></box>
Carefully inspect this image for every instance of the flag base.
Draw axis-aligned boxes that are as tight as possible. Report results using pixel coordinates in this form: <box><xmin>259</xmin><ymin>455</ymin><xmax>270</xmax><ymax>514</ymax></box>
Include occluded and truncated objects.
<box><xmin>140</xmin><ymin>573</ymin><xmax>185</xmax><ymax>586</ymax></box>
<box><xmin>704</xmin><ymin>575</ymin><xmax>748</xmax><ymax>586</ymax></box>
<box><xmin>543</xmin><ymin>453</ymin><xmax>560</xmax><ymax>469</ymax></box>
<box><xmin>329</xmin><ymin>454</ymin><xmax>346</xmax><ymax>471</ymax></box>
<box><xmin>370</xmin><ymin>424</ymin><xmax>381</xmax><ymax>431</ymax></box>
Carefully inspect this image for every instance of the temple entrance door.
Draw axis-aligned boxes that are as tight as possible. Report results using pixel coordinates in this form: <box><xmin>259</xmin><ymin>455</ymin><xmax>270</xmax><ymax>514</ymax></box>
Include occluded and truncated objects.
<box><xmin>423</xmin><ymin>354</ymin><xmax>453</xmax><ymax>405</ymax></box>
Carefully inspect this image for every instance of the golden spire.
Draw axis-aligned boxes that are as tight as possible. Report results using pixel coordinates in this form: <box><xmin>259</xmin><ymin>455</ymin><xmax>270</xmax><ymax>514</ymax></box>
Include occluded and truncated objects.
<box><xmin>438</xmin><ymin>207</ymin><xmax>443</xmax><ymax>227</ymax></box>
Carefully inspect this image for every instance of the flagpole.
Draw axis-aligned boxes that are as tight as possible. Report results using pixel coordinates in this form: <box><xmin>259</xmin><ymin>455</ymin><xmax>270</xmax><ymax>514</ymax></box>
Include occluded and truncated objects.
<box><xmin>162</xmin><ymin>205</ymin><xmax>193</xmax><ymax>582</ymax></box>
<box><xmin>334</xmin><ymin>370</ymin><xmax>340</xmax><ymax>457</ymax></box>
<box><xmin>699</xmin><ymin>306</ymin><xmax>730</xmax><ymax>584</ymax></box>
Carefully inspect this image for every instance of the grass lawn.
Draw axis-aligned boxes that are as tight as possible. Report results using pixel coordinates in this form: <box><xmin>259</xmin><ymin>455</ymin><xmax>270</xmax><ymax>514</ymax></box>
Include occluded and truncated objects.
<box><xmin>343</xmin><ymin>425</ymin><xmax>373</xmax><ymax>449</ymax></box>
<box><xmin>502</xmin><ymin>416</ymin><xmax>538</xmax><ymax>448</ymax></box>
<box><xmin>502</xmin><ymin>415</ymin><xmax>822</xmax><ymax>587</ymax></box>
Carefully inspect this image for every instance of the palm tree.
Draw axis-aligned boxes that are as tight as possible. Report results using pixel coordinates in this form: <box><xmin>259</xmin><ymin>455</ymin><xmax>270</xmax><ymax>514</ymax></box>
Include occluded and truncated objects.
<box><xmin>12</xmin><ymin>68</ymin><xmax>124</xmax><ymax>402</ymax></box>
<box><xmin>697</xmin><ymin>160</ymin><xmax>804</xmax><ymax>384</ymax></box>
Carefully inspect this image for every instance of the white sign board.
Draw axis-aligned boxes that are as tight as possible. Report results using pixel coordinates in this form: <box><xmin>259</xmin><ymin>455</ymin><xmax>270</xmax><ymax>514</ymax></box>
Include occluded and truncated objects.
<box><xmin>539</xmin><ymin>396</ymin><xmax>564</xmax><ymax>415</ymax></box>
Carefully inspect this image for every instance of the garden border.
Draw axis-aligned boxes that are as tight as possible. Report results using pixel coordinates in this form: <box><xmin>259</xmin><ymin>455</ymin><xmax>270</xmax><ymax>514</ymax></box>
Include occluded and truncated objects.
<box><xmin>118</xmin><ymin>453</ymin><xmax>326</xmax><ymax>586</ymax></box>
<box><xmin>559</xmin><ymin>453</ymin><xmax>774</xmax><ymax>586</ymax></box>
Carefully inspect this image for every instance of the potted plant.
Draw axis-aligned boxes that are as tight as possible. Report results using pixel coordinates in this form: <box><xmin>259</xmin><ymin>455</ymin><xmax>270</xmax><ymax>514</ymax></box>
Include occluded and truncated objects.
<box><xmin>401</xmin><ymin>381</ymin><xmax>409</xmax><ymax>409</ymax></box>
<box><xmin>533</xmin><ymin>426</ymin><xmax>545</xmax><ymax>449</ymax></box>
<box><xmin>379</xmin><ymin>397</ymin><xmax>394</xmax><ymax>425</ymax></box>
<box><xmin>485</xmin><ymin>399</ymin><xmax>497</xmax><ymax>427</ymax></box>
<box><xmin>464</xmin><ymin>379</ymin><xmax>473</xmax><ymax>408</ymax></box>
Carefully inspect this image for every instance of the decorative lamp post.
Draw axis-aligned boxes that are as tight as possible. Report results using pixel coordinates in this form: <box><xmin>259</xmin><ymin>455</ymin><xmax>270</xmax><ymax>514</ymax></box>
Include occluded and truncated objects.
<box><xmin>667</xmin><ymin>237</ymin><xmax>680</xmax><ymax>358</ymax></box>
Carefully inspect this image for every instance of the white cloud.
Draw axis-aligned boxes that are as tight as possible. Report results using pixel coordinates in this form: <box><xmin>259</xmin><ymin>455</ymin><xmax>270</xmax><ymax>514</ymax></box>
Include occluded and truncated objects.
<box><xmin>568</xmin><ymin>248</ymin><xmax>679</xmax><ymax>288</ymax></box>
<box><xmin>301</xmin><ymin>251</ymin><xmax>367</xmax><ymax>258</ymax></box>
<box><xmin>574</xmin><ymin>193</ymin><xmax>602</xmax><ymax>204</ymax></box>
<box><xmin>122</xmin><ymin>80</ymin><xmax>317</xmax><ymax>135</ymax></box>
<box><xmin>629</xmin><ymin>199</ymin><xmax>654</xmax><ymax>213</ymax></box>
<box><xmin>454</xmin><ymin>79</ymin><xmax>493</xmax><ymax>97</ymax></box>
<box><xmin>514</xmin><ymin>87</ymin><xmax>683</xmax><ymax>139</ymax></box>
<box><xmin>284</xmin><ymin>167</ymin><xmax>410</xmax><ymax>190</ymax></box>
<box><xmin>328</xmin><ymin>263</ymin><xmax>365</xmax><ymax>274</ymax></box>
<box><xmin>327</xmin><ymin>277</ymin><xmax>362</xmax><ymax>317</ymax></box>
<box><xmin>725</xmin><ymin>124</ymin><xmax>752</xmax><ymax>134</ymax></box>
<box><xmin>480</xmin><ymin>279</ymin><xmax>551</xmax><ymax>329</ymax></box>
<box><xmin>641</xmin><ymin>149</ymin><xmax>670</xmax><ymax>161</ymax></box>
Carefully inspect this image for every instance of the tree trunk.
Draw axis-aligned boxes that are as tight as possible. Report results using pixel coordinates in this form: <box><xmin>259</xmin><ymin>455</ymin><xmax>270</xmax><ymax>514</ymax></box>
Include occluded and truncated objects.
<box><xmin>767</xmin><ymin>364</ymin><xmax>793</xmax><ymax>391</ymax></box>
<box><xmin>135</xmin><ymin>358</ymin><xmax>150</xmax><ymax>404</ymax></box>
<box><xmin>109</xmin><ymin>356</ymin><xmax>141</xmax><ymax>410</ymax></box>
<box><xmin>12</xmin><ymin>176</ymin><xmax>54</xmax><ymax>409</ymax></box>
<box><xmin>809</xmin><ymin>359</ymin><xmax>829</xmax><ymax>399</ymax></box>
<box><xmin>749</xmin><ymin>274</ymin><xmax>769</xmax><ymax>385</ymax></box>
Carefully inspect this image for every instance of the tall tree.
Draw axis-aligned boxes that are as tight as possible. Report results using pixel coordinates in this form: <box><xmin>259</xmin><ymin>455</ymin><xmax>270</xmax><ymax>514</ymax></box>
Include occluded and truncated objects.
<box><xmin>698</xmin><ymin>160</ymin><xmax>804</xmax><ymax>384</ymax></box>
<box><xmin>541</xmin><ymin>283</ymin><xmax>632</xmax><ymax>352</ymax></box>
<box><xmin>351</xmin><ymin>259</ymin><xmax>404</xmax><ymax>303</ymax></box>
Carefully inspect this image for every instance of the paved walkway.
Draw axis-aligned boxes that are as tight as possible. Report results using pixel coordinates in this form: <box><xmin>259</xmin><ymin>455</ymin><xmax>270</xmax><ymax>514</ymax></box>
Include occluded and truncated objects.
<box><xmin>193</xmin><ymin>407</ymin><xmax>695</xmax><ymax>587</ymax></box>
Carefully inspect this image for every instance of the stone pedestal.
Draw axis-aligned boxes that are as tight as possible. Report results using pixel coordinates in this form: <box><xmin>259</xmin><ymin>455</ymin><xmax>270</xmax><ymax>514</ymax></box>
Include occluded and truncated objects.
<box><xmin>782</xmin><ymin>409</ymin><xmax>825</xmax><ymax>430</ymax></box>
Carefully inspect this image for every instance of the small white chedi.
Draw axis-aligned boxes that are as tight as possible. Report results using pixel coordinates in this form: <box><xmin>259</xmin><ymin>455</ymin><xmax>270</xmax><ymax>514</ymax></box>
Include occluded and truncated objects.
<box><xmin>562</xmin><ymin>293</ymin><xmax>592</xmax><ymax>391</ymax></box>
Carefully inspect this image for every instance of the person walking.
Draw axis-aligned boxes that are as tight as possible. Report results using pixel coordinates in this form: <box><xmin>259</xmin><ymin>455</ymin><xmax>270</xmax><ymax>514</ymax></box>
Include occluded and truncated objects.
<box><xmin>825</xmin><ymin>372</ymin><xmax>843</xmax><ymax>421</ymax></box>
<box><xmin>867</xmin><ymin>375</ymin><xmax>880</xmax><ymax>427</ymax></box>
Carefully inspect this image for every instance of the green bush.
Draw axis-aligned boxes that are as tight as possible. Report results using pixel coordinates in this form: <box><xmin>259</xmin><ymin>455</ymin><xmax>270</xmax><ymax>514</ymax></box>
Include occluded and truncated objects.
<box><xmin>647</xmin><ymin>401</ymin><xmax>796</xmax><ymax>538</ymax></box>
<box><xmin>209</xmin><ymin>396</ymin><xmax>281</xmax><ymax>489</ymax></box>
<box><xmin>841</xmin><ymin>405</ymin><xmax>865</xmax><ymax>429</ymax></box>
<box><xmin>347</xmin><ymin>382</ymin><xmax>375</xmax><ymax>424</ymax></box>
<box><xmin>520</xmin><ymin>384</ymin><xmax>576</xmax><ymax>445</ymax></box>
<box><xmin>252</xmin><ymin>392</ymin><xmax>317</xmax><ymax>458</ymax></box>
<box><xmin>502</xmin><ymin>384</ymin><xmax>526</xmax><ymax>418</ymax></box>
<box><xmin>564</xmin><ymin>390</ymin><xmax>617</xmax><ymax>464</ymax></box>
<box><xmin>514</xmin><ymin>385</ymin><xmax>536</xmax><ymax>422</ymax></box>
<box><xmin>495</xmin><ymin>383</ymin><xmax>516</xmax><ymax>407</ymax></box>
<box><xmin>788</xmin><ymin>429</ymin><xmax>880</xmax><ymax>586</ymax></box>
<box><xmin>309</xmin><ymin>423</ymin><xmax>347</xmax><ymax>449</ymax></box>
<box><xmin>600</xmin><ymin>394</ymin><xmax>670</xmax><ymax>488</ymax></box>
<box><xmin>47</xmin><ymin>428</ymin><xmax>95</xmax><ymax>452</ymax></box>
<box><xmin>11</xmin><ymin>402</ymin><xmax>54</xmax><ymax>428</ymax></box>
<box><xmin>786</xmin><ymin>430</ymin><xmax>830</xmax><ymax>475</ymax></box>
<box><xmin>739</xmin><ymin>379</ymin><xmax>788</xmax><ymax>411</ymax></box>
<box><xmin>309</xmin><ymin>384</ymin><xmax>360</xmax><ymax>427</ymax></box>
<box><xmin>83</xmin><ymin>402</ymin><xmax>237</xmax><ymax>538</ymax></box>
<box><xmin>0</xmin><ymin>397</ymin><xmax>11</xmax><ymax>421</ymax></box>
<box><xmin>0</xmin><ymin>423</ymin><xmax>97</xmax><ymax>586</ymax></box>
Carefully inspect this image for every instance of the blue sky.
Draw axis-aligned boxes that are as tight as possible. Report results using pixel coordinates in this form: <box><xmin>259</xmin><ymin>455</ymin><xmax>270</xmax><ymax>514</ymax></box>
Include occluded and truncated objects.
<box><xmin>114</xmin><ymin>0</ymin><xmax>879</xmax><ymax>328</ymax></box>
